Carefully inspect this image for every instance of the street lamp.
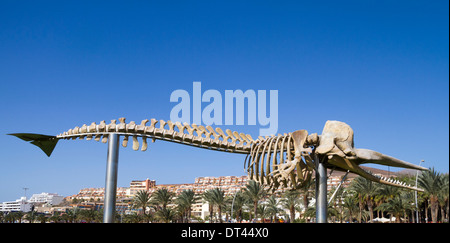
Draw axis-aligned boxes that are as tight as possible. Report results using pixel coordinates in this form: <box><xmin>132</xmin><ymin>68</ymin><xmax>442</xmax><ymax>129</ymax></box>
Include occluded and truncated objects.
<box><xmin>415</xmin><ymin>159</ymin><xmax>425</xmax><ymax>223</ymax></box>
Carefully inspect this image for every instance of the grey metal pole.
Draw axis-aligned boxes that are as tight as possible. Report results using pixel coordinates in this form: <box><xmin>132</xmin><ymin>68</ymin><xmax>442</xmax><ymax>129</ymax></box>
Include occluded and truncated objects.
<box><xmin>328</xmin><ymin>170</ymin><xmax>349</xmax><ymax>204</ymax></box>
<box><xmin>103</xmin><ymin>133</ymin><xmax>120</xmax><ymax>223</ymax></box>
<box><xmin>315</xmin><ymin>153</ymin><xmax>327</xmax><ymax>223</ymax></box>
<box><xmin>415</xmin><ymin>159</ymin><xmax>424</xmax><ymax>223</ymax></box>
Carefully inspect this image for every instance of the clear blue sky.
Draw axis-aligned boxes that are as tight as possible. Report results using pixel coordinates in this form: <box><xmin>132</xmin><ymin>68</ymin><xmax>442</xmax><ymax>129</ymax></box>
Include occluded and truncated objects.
<box><xmin>0</xmin><ymin>0</ymin><xmax>448</xmax><ymax>202</ymax></box>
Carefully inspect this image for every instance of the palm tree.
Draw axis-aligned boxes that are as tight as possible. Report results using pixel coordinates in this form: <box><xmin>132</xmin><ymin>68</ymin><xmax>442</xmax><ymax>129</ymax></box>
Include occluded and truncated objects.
<box><xmin>342</xmin><ymin>194</ymin><xmax>359</xmax><ymax>223</ymax></box>
<box><xmin>175</xmin><ymin>189</ymin><xmax>198</xmax><ymax>223</ymax></box>
<box><xmin>376</xmin><ymin>184</ymin><xmax>400</xmax><ymax>218</ymax></box>
<box><xmin>439</xmin><ymin>174</ymin><xmax>449</xmax><ymax>222</ymax></box>
<box><xmin>266</xmin><ymin>195</ymin><xmax>281</xmax><ymax>223</ymax></box>
<box><xmin>202</xmin><ymin>189</ymin><xmax>216</xmax><ymax>222</ymax></box>
<box><xmin>281</xmin><ymin>190</ymin><xmax>300</xmax><ymax>223</ymax></box>
<box><xmin>243</xmin><ymin>180</ymin><xmax>266</xmax><ymax>222</ymax></box>
<box><xmin>151</xmin><ymin>188</ymin><xmax>174</xmax><ymax>210</ymax></box>
<box><xmin>133</xmin><ymin>190</ymin><xmax>152</xmax><ymax>216</ymax></box>
<box><xmin>78</xmin><ymin>209</ymin><xmax>100</xmax><ymax>223</ymax></box>
<box><xmin>25</xmin><ymin>210</ymin><xmax>37</xmax><ymax>223</ymax></box>
<box><xmin>418</xmin><ymin>167</ymin><xmax>444</xmax><ymax>223</ymax></box>
<box><xmin>304</xmin><ymin>204</ymin><xmax>338</xmax><ymax>222</ymax></box>
<box><xmin>298</xmin><ymin>179</ymin><xmax>314</xmax><ymax>220</ymax></box>
<box><xmin>36</xmin><ymin>214</ymin><xmax>47</xmax><ymax>223</ymax></box>
<box><xmin>66</xmin><ymin>207</ymin><xmax>80</xmax><ymax>223</ymax></box>
<box><xmin>376</xmin><ymin>192</ymin><xmax>413</xmax><ymax>223</ymax></box>
<box><xmin>231</xmin><ymin>190</ymin><xmax>247</xmax><ymax>223</ymax></box>
<box><xmin>209</xmin><ymin>188</ymin><xmax>227</xmax><ymax>223</ymax></box>
<box><xmin>123</xmin><ymin>212</ymin><xmax>142</xmax><ymax>223</ymax></box>
<box><xmin>349</xmin><ymin>176</ymin><xmax>380</xmax><ymax>223</ymax></box>
<box><xmin>156</xmin><ymin>207</ymin><xmax>175</xmax><ymax>223</ymax></box>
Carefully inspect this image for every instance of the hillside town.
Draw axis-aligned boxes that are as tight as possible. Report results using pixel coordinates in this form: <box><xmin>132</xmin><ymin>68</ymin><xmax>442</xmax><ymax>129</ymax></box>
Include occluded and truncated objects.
<box><xmin>3</xmin><ymin>166</ymin><xmax>439</xmax><ymax>223</ymax></box>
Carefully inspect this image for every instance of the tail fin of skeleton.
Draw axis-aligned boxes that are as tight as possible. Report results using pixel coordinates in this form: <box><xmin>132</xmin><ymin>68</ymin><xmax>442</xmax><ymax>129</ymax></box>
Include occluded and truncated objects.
<box><xmin>8</xmin><ymin>133</ymin><xmax>58</xmax><ymax>157</ymax></box>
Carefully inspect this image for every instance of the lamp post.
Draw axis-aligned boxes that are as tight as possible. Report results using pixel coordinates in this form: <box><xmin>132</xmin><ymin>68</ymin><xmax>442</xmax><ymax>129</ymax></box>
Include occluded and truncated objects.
<box><xmin>415</xmin><ymin>159</ymin><xmax>424</xmax><ymax>223</ymax></box>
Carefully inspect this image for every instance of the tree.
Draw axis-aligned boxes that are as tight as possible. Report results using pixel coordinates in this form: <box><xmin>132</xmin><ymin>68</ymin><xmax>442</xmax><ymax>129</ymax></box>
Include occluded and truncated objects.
<box><xmin>342</xmin><ymin>194</ymin><xmax>359</xmax><ymax>223</ymax></box>
<box><xmin>209</xmin><ymin>188</ymin><xmax>227</xmax><ymax>223</ymax></box>
<box><xmin>439</xmin><ymin>173</ymin><xmax>449</xmax><ymax>222</ymax></box>
<box><xmin>202</xmin><ymin>189</ymin><xmax>216</xmax><ymax>222</ymax></box>
<box><xmin>281</xmin><ymin>190</ymin><xmax>300</xmax><ymax>223</ymax></box>
<box><xmin>243</xmin><ymin>180</ymin><xmax>266</xmax><ymax>222</ymax></box>
<box><xmin>25</xmin><ymin>210</ymin><xmax>37</xmax><ymax>223</ymax></box>
<box><xmin>151</xmin><ymin>188</ymin><xmax>174</xmax><ymax>210</ymax></box>
<box><xmin>349</xmin><ymin>176</ymin><xmax>380</xmax><ymax>223</ymax></box>
<box><xmin>376</xmin><ymin>184</ymin><xmax>400</xmax><ymax>218</ymax></box>
<box><xmin>418</xmin><ymin>168</ymin><xmax>444</xmax><ymax>223</ymax></box>
<box><xmin>133</xmin><ymin>190</ymin><xmax>152</xmax><ymax>217</ymax></box>
<box><xmin>156</xmin><ymin>207</ymin><xmax>175</xmax><ymax>223</ymax></box>
<box><xmin>266</xmin><ymin>195</ymin><xmax>281</xmax><ymax>223</ymax></box>
<box><xmin>376</xmin><ymin>192</ymin><xmax>413</xmax><ymax>223</ymax></box>
<box><xmin>231</xmin><ymin>190</ymin><xmax>247</xmax><ymax>223</ymax></box>
<box><xmin>175</xmin><ymin>189</ymin><xmax>198</xmax><ymax>223</ymax></box>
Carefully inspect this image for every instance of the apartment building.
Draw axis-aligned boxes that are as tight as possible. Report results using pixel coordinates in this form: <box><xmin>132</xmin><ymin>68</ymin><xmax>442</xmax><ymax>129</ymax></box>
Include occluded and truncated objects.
<box><xmin>194</xmin><ymin>176</ymin><xmax>248</xmax><ymax>196</ymax></box>
<box><xmin>28</xmin><ymin>192</ymin><xmax>64</xmax><ymax>206</ymax></box>
<box><xmin>69</xmin><ymin>187</ymin><xmax>129</xmax><ymax>202</ymax></box>
<box><xmin>0</xmin><ymin>197</ymin><xmax>33</xmax><ymax>213</ymax></box>
<box><xmin>129</xmin><ymin>178</ymin><xmax>156</xmax><ymax>195</ymax></box>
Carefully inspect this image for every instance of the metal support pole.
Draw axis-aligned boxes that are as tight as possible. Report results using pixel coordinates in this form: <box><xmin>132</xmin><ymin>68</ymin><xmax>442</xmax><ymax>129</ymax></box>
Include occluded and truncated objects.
<box><xmin>415</xmin><ymin>159</ymin><xmax>424</xmax><ymax>223</ymax></box>
<box><xmin>315</xmin><ymin>153</ymin><xmax>327</xmax><ymax>223</ymax></box>
<box><xmin>103</xmin><ymin>133</ymin><xmax>120</xmax><ymax>223</ymax></box>
<box><xmin>328</xmin><ymin>170</ymin><xmax>349</xmax><ymax>204</ymax></box>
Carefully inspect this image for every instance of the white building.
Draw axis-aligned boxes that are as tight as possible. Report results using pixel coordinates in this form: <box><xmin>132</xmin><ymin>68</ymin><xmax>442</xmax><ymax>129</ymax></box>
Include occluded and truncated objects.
<box><xmin>0</xmin><ymin>197</ymin><xmax>33</xmax><ymax>212</ymax></box>
<box><xmin>28</xmin><ymin>192</ymin><xmax>64</xmax><ymax>206</ymax></box>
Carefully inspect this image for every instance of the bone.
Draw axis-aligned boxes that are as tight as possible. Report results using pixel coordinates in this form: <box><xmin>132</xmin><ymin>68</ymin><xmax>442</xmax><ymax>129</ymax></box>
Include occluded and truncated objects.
<box><xmin>118</xmin><ymin>118</ymin><xmax>126</xmax><ymax>132</ymax></box>
<box><xmin>250</xmin><ymin>142</ymin><xmax>264</xmax><ymax>181</ymax></box>
<box><xmin>206</xmin><ymin>125</ymin><xmax>221</xmax><ymax>147</ymax></box>
<box><xmin>264</xmin><ymin>137</ymin><xmax>277</xmax><ymax>185</ymax></box>
<box><xmin>191</xmin><ymin>124</ymin><xmax>204</xmax><ymax>137</ymax></box>
<box><xmin>155</xmin><ymin>120</ymin><xmax>171</xmax><ymax>137</ymax></box>
<box><xmin>122</xmin><ymin>136</ymin><xmax>129</xmax><ymax>147</ymax></box>
<box><xmin>206</xmin><ymin>125</ymin><xmax>219</xmax><ymax>139</ymax></box>
<box><xmin>79</xmin><ymin>124</ymin><xmax>87</xmax><ymax>139</ymax></box>
<box><xmin>126</xmin><ymin>121</ymin><xmax>136</xmax><ymax>133</ymax></box>
<box><xmin>101</xmin><ymin>135</ymin><xmax>108</xmax><ymax>143</ymax></box>
<box><xmin>306</xmin><ymin>133</ymin><xmax>319</xmax><ymax>145</ymax></box>
<box><xmin>80</xmin><ymin>124</ymin><xmax>88</xmax><ymax>133</ymax></box>
<box><xmin>258</xmin><ymin>138</ymin><xmax>270</xmax><ymax>184</ymax></box>
<box><xmin>191</xmin><ymin>124</ymin><xmax>203</xmax><ymax>145</ymax></box>
<box><xmin>173</xmin><ymin>122</ymin><xmax>185</xmax><ymax>140</ymax></box>
<box><xmin>141</xmin><ymin>137</ymin><xmax>148</xmax><ymax>151</ymax></box>
<box><xmin>183</xmin><ymin>123</ymin><xmax>194</xmax><ymax>136</ymax></box>
<box><xmin>233</xmin><ymin>131</ymin><xmax>243</xmax><ymax>143</ymax></box>
<box><xmin>199</xmin><ymin>125</ymin><xmax>211</xmax><ymax>138</ymax></box>
<box><xmin>136</xmin><ymin>119</ymin><xmax>149</xmax><ymax>133</ymax></box>
<box><xmin>225</xmin><ymin>129</ymin><xmax>237</xmax><ymax>147</ymax></box>
<box><xmin>239</xmin><ymin>133</ymin><xmax>249</xmax><ymax>144</ymax></box>
<box><xmin>145</xmin><ymin>119</ymin><xmax>158</xmax><ymax>135</ymax></box>
<box><xmin>72</xmin><ymin>126</ymin><xmax>79</xmax><ymax>135</ymax></box>
<box><xmin>88</xmin><ymin>122</ymin><xmax>97</xmax><ymax>133</ymax></box>
<box><xmin>98</xmin><ymin>120</ymin><xmax>106</xmax><ymax>132</ymax></box>
<box><xmin>197</xmin><ymin>125</ymin><xmax>213</xmax><ymax>145</ymax></box>
<box><xmin>132</xmin><ymin>136</ymin><xmax>139</xmax><ymax>151</ymax></box>
<box><xmin>215</xmin><ymin>128</ymin><xmax>230</xmax><ymax>148</ymax></box>
<box><xmin>179</xmin><ymin>123</ymin><xmax>193</xmax><ymax>143</ymax></box>
<box><xmin>174</xmin><ymin>122</ymin><xmax>185</xmax><ymax>134</ymax></box>
<box><xmin>107</xmin><ymin>120</ymin><xmax>117</xmax><ymax>132</ymax></box>
<box><xmin>166</xmin><ymin>120</ymin><xmax>175</xmax><ymax>132</ymax></box>
<box><xmin>291</xmin><ymin>130</ymin><xmax>312</xmax><ymax>155</ymax></box>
